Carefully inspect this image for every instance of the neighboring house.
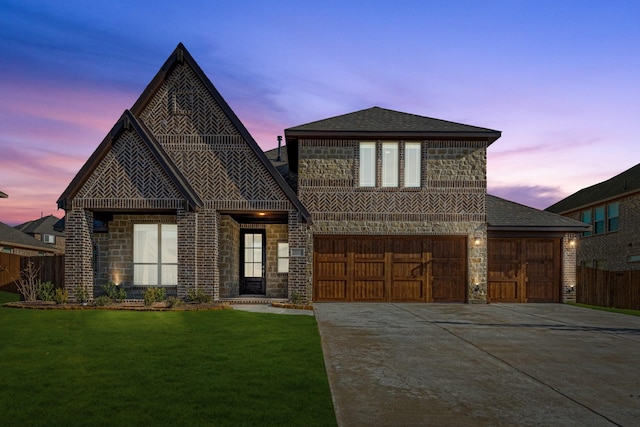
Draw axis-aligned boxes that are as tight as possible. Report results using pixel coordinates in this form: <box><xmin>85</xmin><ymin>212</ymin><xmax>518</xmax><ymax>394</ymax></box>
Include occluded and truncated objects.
<box><xmin>59</xmin><ymin>43</ymin><xmax>585</xmax><ymax>303</ymax></box>
<box><xmin>15</xmin><ymin>215</ymin><xmax>65</xmax><ymax>254</ymax></box>
<box><xmin>547</xmin><ymin>162</ymin><xmax>640</xmax><ymax>271</ymax></box>
<box><xmin>0</xmin><ymin>221</ymin><xmax>58</xmax><ymax>256</ymax></box>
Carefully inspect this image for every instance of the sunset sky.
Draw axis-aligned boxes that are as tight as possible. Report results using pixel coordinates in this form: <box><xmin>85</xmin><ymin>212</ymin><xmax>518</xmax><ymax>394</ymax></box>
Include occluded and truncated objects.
<box><xmin>1</xmin><ymin>0</ymin><xmax>639</xmax><ymax>225</ymax></box>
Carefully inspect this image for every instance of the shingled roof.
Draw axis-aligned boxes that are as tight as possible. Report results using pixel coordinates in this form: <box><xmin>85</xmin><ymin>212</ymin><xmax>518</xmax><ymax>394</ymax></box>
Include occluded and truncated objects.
<box><xmin>15</xmin><ymin>215</ymin><xmax>64</xmax><ymax>237</ymax></box>
<box><xmin>487</xmin><ymin>195</ymin><xmax>589</xmax><ymax>232</ymax></box>
<box><xmin>0</xmin><ymin>221</ymin><xmax>57</xmax><ymax>253</ymax></box>
<box><xmin>546</xmin><ymin>162</ymin><xmax>640</xmax><ymax>214</ymax></box>
<box><xmin>285</xmin><ymin>106</ymin><xmax>501</xmax><ymax>141</ymax></box>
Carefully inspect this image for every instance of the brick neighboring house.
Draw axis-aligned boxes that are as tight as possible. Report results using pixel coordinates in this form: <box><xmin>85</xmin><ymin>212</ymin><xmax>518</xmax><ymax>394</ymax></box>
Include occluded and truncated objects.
<box><xmin>58</xmin><ymin>43</ymin><xmax>586</xmax><ymax>303</ymax></box>
<box><xmin>547</xmin><ymin>162</ymin><xmax>640</xmax><ymax>271</ymax></box>
<box><xmin>0</xmin><ymin>221</ymin><xmax>58</xmax><ymax>256</ymax></box>
<box><xmin>15</xmin><ymin>215</ymin><xmax>65</xmax><ymax>254</ymax></box>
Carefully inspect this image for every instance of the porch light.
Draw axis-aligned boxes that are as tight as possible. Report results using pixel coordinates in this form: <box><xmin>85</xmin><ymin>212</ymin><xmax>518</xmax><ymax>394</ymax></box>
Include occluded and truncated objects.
<box><xmin>474</xmin><ymin>237</ymin><xmax>481</xmax><ymax>245</ymax></box>
<box><xmin>257</xmin><ymin>212</ymin><xmax>267</xmax><ymax>216</ymax></box>
<box><xmin>569</xmin><ymin>239</ymin><xmax>576</xmax><ymax>247</ymax></box>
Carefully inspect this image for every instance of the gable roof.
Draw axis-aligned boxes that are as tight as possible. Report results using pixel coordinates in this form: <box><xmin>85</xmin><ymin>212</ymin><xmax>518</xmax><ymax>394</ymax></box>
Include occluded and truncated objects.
<box><xmin>15</xmin><ymin>215</ymin><xmax>63</xmax><ymax>236</ymax></box>
<box><xmin>487</xmin><ymin>195</ymin><xmax>589</xmax><ymax>232</ymax></box>
<box><xmin>57</xmin><ymin>110</ymin><xmax>203</xmax><ymax>211</ymax></box>
<box><xmin>130</xmin><ymin>43</ymin><xmax>310</xmax><ymax>221</ymax></box>
<box><xmin>546</xmin><ymin>162</ymin><xmax>640</xmax><ymax>214</ymax></box>
<box><xmin>0</xmin><ymin>221</ymin><xmax>57</xmax><ymax>252</ymax></box>
<box><xmin>285</xmin><ymin>106</ymin><xmax>501</xmax><ymax>142</ymax></box>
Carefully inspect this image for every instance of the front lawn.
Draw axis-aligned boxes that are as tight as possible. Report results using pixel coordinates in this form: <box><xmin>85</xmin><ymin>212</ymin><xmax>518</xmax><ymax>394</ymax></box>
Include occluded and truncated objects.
<box><xmin>0</xmin><ymin>291</ymin><xmax>336</xmax><ymax>426</ymax></box>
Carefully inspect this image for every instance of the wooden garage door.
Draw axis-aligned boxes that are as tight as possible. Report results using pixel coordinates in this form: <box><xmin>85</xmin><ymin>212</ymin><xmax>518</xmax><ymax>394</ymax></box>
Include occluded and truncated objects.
<box><xmin>488</xmin><ymin>238</ymin><xmax>561</xmax><ymax>303</ymax></box>
<box><xmin>314</xmin><ymin>236</ymin><xmax>466</xmax><ymax>302</ymax></box>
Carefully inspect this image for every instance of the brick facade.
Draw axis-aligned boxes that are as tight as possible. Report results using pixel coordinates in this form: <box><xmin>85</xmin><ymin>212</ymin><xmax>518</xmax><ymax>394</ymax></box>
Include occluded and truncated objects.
<box><xmin>565</xmin><ymin>194</ymin><xmax>640</xmax><ymax>271</ymax></box>
<box><xmin>297</xmin><ymin>138</ymin><xmax>489</xmax><ymax>303</ymax></box>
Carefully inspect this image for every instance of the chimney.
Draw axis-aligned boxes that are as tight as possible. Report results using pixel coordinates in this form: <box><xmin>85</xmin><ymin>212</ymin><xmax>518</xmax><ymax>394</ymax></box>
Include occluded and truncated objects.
<box><xmin>276</xmin><ymin>135</ymin><xmax>282</xmax><ymax>162</ymax></box>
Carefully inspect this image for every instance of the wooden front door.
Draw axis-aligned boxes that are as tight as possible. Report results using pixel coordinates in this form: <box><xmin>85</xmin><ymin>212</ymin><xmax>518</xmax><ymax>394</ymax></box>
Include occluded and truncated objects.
<box><xmin>488</xmin><ymin>238</ymin><xmax>561</xmax><ymax>303</ymax></box>
<box><xmin>240</xmin><ymin>230</ymin><xmax>266</xmax><ymax>295</ymax></box>
<box><xmin>314</xmin><ymin>236</ymin><xmax>466</xmax><ymax>302</ymax></box>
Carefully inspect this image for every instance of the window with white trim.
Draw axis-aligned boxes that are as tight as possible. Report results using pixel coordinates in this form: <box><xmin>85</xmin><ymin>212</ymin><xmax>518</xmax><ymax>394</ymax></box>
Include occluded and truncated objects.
<box><xmin>404</xmin><ymin>142</ymin><xmax>421</xmax><ymax>187</ymax></box>
<box><xmin>359</xmin><ymin>142</ymin><xmax>376</xmax><ymax>187</ymax></box>
<box><xmin>43</xmin><ymin>234</ymin><xmax>55</xmax><ymax>244</ymax></box>
<box><xmin>382</xmin><ymin>142</ymin><xmax>399</xmax><ymax>187</ymax></box>
<box><xmin>277</xmin><ymin>242</ymin><xmax>289</xmax><ymax>273</ymax></box>
<box><xmin>359</xmin><ymin>141</ymin><xmax>421</xmax><ymax>188</ymax></box>
<box><xmin>133</xmin><ymin>224</ymin><xmax>177</xmax><ymax>286</ymax></box>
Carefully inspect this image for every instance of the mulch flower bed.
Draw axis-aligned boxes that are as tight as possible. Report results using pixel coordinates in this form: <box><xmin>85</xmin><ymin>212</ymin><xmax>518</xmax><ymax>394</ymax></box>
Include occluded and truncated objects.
<box><xmin>3</xmin><ymin>300</ymin><xmax>233</xmax><ymax>311</ymax></box>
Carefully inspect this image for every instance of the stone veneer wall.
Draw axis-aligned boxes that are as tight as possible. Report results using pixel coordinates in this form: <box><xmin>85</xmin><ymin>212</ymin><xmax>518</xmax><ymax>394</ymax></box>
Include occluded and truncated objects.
<box><xmin>566</xmin><ymin>194</ymin><xmax>640</xmax><ymax>271</ymax></box>
<box><xmin>562</xmin><ymin>233</ymin><xmax>577</xmax><ymax>303</ymax></box>
<box><xmin>297</xmin><ymin>138</ymin><xmax>489</xmax><ymax>303</ymax></box>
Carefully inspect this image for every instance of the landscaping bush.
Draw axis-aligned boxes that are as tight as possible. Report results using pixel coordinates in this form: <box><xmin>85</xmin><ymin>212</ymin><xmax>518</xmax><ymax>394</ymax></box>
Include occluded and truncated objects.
<box><xmin>143</xmin><ymin>287</ymin><xmax>166</xmax><ymax>306</ymax></box>
<box><xmin>36</xmin><ymin>281</ymin><xmax>55</xmax><ymax>302</ymax></box>
<box><xmin>102</xmin><ymin>282</ymin><xmax>127</xmax><ymax>303</ymax></box>
<box><xmin>167</xmin><ymin>296</ymin><xmax>183</xmax><ymax>308</ymax></box>
<box><xmin>53</xmin><ymin>288</ymin><xmax>68</xmax><ymax>304</ymax></box>
<box><xmin>75</xmin><ymin>284</ymin><xmax>89</xmax><ymax>303</ymax></box>
<box><xmin>94</xmin><ymin>295</ymin><xmax>112</xmax><ymax>306</ymax></box>
<box><xmin>187</xmin><ymin>287</ymin><xmax>211</xmax><ymax>303</ymax></box>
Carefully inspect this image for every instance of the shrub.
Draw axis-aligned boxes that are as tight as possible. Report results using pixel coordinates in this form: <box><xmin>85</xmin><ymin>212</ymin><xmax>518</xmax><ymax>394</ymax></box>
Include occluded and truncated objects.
<box><xmin>75</xmin><ymin>285</ymin><xmax>89</xmax><ymax>303</ymax></box>
<box><xmin>290</xmin><ymin>290</ymin><xmax>303</xmax><ymax>305</ymax></box>
<box><xmin>187</xmin><ymin>287</ymin><xmax>211</xmax><ymax>303</ymax></box>
<box><xmin>94</xmin><ymin>295</ymin><xmax>112</xmax><ymax>306</ymax></box>
<box><xmin>14</xmin><ymin>261</ymin><xmax>40</xmax><ymax>302</ymax></box>
<box><xmin>143</xmin><ymin>287</ymin><xmax>166</xmax><ymax>306</ymax></box>
<box><xmin>102</xmin><ymin>282</ymin><xmax>127</xmax><ymax>303</ymax></box>
<box><xmin>36</xmin><ymin>281</ymin><xmax>55</xmax><ymax>302</ymax></box>
<box><xmin>53</xmin><ymin>288</ymin><xmax>68</xmax><ymax>304</ymax></box>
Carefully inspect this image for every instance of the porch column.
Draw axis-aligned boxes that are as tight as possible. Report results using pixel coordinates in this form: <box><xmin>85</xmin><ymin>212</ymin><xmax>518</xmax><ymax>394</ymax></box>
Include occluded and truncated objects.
<box><xmin>562</xmin><ymin>233</ymin><xmax>578</xmax><ymax>303</ymax></box>
<box><xmin>197</xmin><ymin>211</ymin><xmax>219</xmax><ymax>300</ymax></box>
<box><xmin>288</xmin><ymin>211</ymin><xmax>310</xmax><ymax>302</ymax></box>
<box><xmin>65</xmin><ymin>207</ymin><xmax>94</xmax><ymax>302</ymax></box>
<box><xmin>177</xmin><ymin>209</ymin><xmax>197</xmax><ymax>299</ymax></box>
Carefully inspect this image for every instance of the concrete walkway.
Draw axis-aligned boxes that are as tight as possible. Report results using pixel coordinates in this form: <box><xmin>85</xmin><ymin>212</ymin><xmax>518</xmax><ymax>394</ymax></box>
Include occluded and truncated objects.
<box><xmin>230</xmin><ymin>303</ymin><xmax>314</xmax><ymax>316</ymax></box>
<box><xmin>315</xmin><ymin>303</ymin><xmax>640</xmax><ymax>427</ymax></box>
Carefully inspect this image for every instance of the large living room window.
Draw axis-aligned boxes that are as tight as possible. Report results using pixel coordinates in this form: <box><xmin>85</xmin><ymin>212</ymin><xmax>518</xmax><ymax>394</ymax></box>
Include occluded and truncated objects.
<box><xmin>134</xmin><ymin>224</ymin><xmax>177</xmax><ymax>286</ymax></box>
<box><xmin>359</xmin><ymin>141</ymin><xmax>421</xmax><ymax>187</ymax></box>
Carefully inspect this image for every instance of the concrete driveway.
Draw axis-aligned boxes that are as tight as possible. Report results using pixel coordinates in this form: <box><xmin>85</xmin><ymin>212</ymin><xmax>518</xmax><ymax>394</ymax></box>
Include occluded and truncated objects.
<box><xmin>314</xmin><ymin>303</ymin><xmax>640</xmax><ymax>426</ymax></box>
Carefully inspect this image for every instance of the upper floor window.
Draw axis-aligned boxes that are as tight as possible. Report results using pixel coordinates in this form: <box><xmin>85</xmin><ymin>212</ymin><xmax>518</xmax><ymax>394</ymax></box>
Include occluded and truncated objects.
<box><xmin>359</xmin><ymin>141</ymin><xmax>421</xmax><ymax>188</ymax></box>
<box><xmin>607</xmin><ymin>202</ymin><xmax>619</xmax><ymax>232</ymax></box>
<box><xmin>581</xmin><ymin>202</ymin><xmax>619</xmax><ymax>237</ymax></box>
<box><xmin>359</xmin><ymin>142</ymin><xmax>376</xmax><ymax>187</ymax></box>
<box><xmin>382</xmin><ymin>143</ymin><xmax>399</xmax><ymax>187</ymax></box>
<box><xmin>43</xmin><ymin>234</ymin><xmax>55</xmax><ymax>244</ymax></box>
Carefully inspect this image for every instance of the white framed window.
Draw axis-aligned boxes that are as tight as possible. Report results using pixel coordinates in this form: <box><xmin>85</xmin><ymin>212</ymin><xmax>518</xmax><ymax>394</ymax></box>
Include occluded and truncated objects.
<box><xmin>607</xmin><ymin>202</ymin><xmax>619</xmax><ymax>232</ymax></box>
<box><xmin>382</xmin><ymin>142</ymin><xmax>399</xmax><ymax>187</ymax></box>
<box><xmin>277</xmin><ymin>242</ymin><xmax>289</xmax><ymax>273</ymax></box>
<box><xmin>43</xmin><ymin>234</ymin><xmax>55</xmax><ymax>244</ymax></box>
<box><xmin>134</xmin><ymin>224</ymin><xmax>177</xmax><ymax>286</ymax></box>
<box><xmin>404</xmin><ymin>143</ymin><xmax>421</xmax><ymax>187</ymax></box>
<box><xmin>359</xmin><ymin>142</ymin><xmax>376</xmax><ymax>187</ymax></box>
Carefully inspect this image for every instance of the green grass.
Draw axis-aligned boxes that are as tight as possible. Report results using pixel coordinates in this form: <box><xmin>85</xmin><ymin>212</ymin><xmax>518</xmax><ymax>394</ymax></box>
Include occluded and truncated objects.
<box><xmin>568</xmin><ymin>302</ymin><xmax>640</xmax><ymax>317</ymax></box>
<box><xmin>0</xmin><ymin>291</ymin><xmax>336</xmax><ymax>426</ymax></box>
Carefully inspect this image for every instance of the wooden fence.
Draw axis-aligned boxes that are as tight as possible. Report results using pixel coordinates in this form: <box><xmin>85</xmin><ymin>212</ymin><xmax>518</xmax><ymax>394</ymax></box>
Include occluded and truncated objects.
<box><xmin>0</xmin><ymin>253</ymin><xmax>65</xmax><ymax>293</ymax></box>
<box><xmin>577</xmin><ymin>266</ymin><xmax>640</xmax><ymax>310</ymax></box>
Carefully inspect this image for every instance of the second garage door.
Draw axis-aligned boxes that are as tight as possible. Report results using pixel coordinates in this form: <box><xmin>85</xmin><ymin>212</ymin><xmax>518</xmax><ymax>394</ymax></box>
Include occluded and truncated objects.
<box><xmin>314</xmin><ymin>235</ymin><xmax>467</xmax><ymax>302</ymax></box>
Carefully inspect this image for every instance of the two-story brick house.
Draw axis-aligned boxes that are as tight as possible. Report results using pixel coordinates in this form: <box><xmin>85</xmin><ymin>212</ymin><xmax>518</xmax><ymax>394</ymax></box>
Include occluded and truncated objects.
<box><xmin>59</xmin><ymin>43</ymin><xmax>586</xmax><ymax>303</ymax></box>
<box><xmin>15</xmin><ymin>215</ymin><xmax>65</xmax><ymax>254</ymax></box>
<box><xmin>547</xmin><ymin>162</ymin><xmax>640</xmax><ymax>270</ymax></box>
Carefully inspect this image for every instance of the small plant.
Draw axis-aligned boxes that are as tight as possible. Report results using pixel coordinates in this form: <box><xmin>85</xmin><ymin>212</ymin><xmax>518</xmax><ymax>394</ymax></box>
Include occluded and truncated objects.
<box><xmin>36</xmin><ymin>281</ymin><xmax>55</xmax><ymax>302</ymax></box>
<box><xmin>53</xmin><ymin>288</ymin><xmax>68</xmax><ymax>304</ymax></box>
<box><xmin>167</xmin><ymin>296</ymin><xmax>183</xmax><ymax>308</ymax></box>
<box><xmin>14</xmin><ymin>261</ymin><xmax>40</xmax><ymax>302</ymax></box>
<box><xmin>187</xmin><ymin>287</ymin><xmax>212</xmax><ymax>303</ymax></box>
<box><xmin>290</xmin><ymin>290</ymin><xmax>303</xmax><ymax>305</ymax></box>
<box><xmin>143</xmin><ymin>287</ymin><xmax>166</xmax><ymax>306</ymax></box>
<box><xmin>94</xmin><ymin>295</ymin><xmax>112</xmax><ymax>306</ymax></box>
<box><xmin>102</xmin><ymin>282</ymin><xmax>127</xmax><ymax>303</ymax></box>
<box><xmin>75</xmin><ymin>284</ymin><xmax>89</xmax><ymax>303</ymax></box>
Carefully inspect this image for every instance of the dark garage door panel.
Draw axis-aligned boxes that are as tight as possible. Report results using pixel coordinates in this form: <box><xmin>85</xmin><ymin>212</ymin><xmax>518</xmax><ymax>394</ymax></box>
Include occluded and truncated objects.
<box><xmin>314</xmin><ymin>236</ymin><xmax>466</xmax><ymax>303</ymax></box>
<box><xmin>488</xmin><ymin>238</ymin><xmax>561</xmax><ymax>303</ymax></box>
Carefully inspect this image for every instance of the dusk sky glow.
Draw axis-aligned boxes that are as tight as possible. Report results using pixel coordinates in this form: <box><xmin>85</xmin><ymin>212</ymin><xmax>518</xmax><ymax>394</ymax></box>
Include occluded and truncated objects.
<box><xmin>1</xmin><ymin>0</ymin><xmax>639</xmax><ymax>225</ymax></box>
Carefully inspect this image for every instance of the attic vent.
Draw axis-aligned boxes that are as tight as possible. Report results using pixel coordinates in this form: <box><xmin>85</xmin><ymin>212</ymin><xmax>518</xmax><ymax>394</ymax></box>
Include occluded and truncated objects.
<box><xmin>171</xmin><ymin>89</ymin><xmax>193</xmax><ymax>115</ymax></box>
